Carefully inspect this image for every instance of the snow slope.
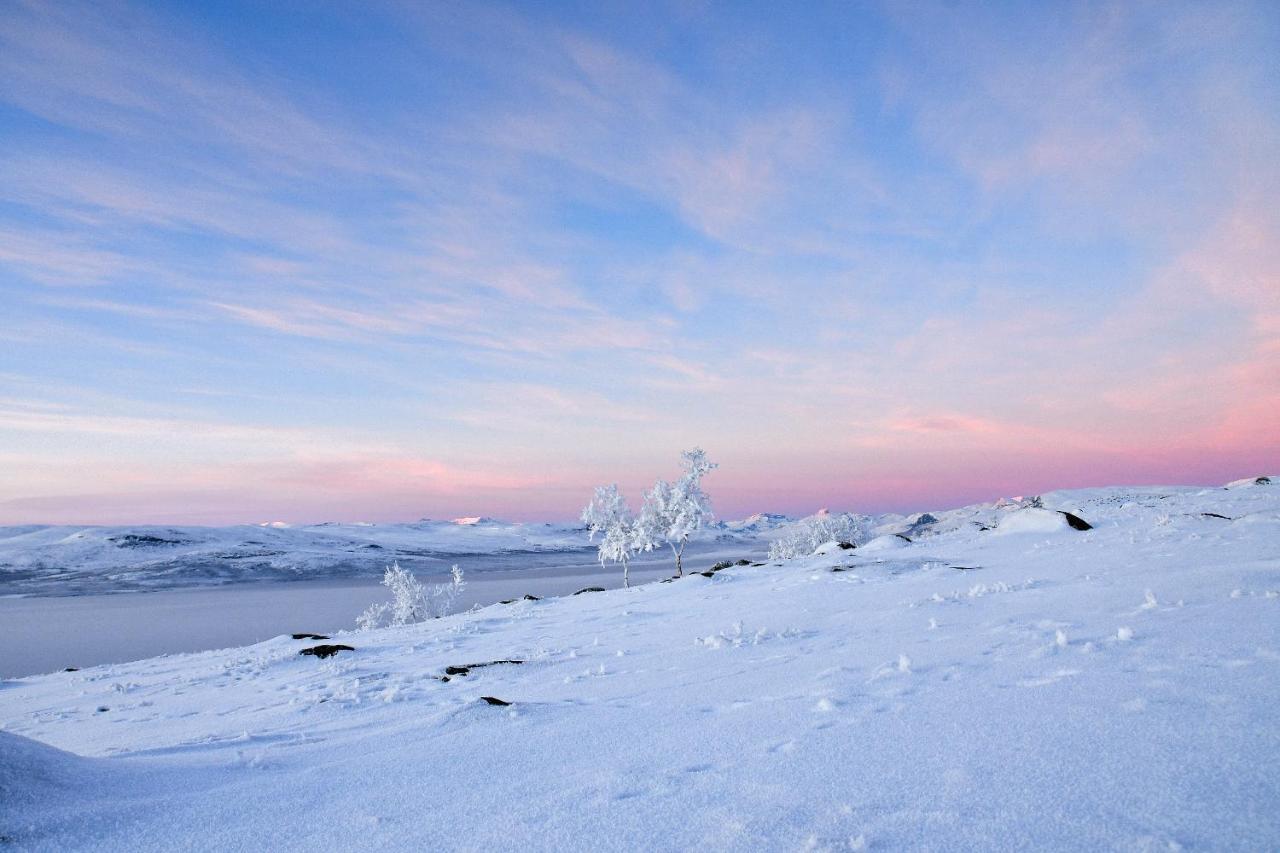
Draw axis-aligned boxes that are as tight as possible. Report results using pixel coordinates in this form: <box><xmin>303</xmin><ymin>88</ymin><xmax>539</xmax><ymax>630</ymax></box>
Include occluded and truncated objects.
<box><xmin>2</xmin><ymin>479</ymin><xmax>1278</xmax><ymax>850</ymax></box>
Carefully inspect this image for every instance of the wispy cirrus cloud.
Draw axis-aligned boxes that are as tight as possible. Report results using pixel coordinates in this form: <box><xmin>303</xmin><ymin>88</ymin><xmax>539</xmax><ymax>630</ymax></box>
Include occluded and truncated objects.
<box><xmin>1</xmin><ymin>0</ymin><xmax>1276</xmax><ymax>522</ymax></box>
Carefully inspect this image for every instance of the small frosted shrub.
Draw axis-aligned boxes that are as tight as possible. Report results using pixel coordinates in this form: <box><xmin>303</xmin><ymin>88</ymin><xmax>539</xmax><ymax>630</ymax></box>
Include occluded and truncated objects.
<box><xmin>768</xmin><ymin>512</ymin><xmax>873</xmax><ymax>560</ymax></box>
<box><xmin>357</xmin><ymin>562</ymin><xmax>465</xmax><ymax>630</ymax></box>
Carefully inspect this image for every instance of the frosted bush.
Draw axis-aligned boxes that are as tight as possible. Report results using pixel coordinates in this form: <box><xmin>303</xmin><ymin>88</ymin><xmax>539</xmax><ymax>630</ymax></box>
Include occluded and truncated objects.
<box><xmin>357</xmin><ymin>562</ymin><xmax>465</xmax><ymax>630</ymax></box>
<box><xmin>768</xmin><ymin>512</ymin><xmax>873</xmax><ymax>560</ymax></box>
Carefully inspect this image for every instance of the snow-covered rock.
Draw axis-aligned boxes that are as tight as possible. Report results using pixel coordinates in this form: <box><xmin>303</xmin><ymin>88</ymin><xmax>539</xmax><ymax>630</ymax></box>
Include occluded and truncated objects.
<box><xmin>812</xmin><ymin>540</ymin><xmax>855</xmax><ymax>556</ymax></box>
<box><xmin>1226</xmin><ymin>475</ymin><xmax>1274</xmax><ymax>488</ymax></box>
<box><xmin>992</xmin><ymin>507</ymin><xmax>1082</xmax><ymax>535</ymax></box>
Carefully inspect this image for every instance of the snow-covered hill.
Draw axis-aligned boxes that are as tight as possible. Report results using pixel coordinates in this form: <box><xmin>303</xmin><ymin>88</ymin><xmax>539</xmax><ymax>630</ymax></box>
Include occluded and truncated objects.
<box><xmin>0</xmin><ymin>518</ymin><xmax>587</xmax><ymax>597</ymax></box>
<box><xmin>1</xmin><ymin>478</ymin><xmax>1278</xmax><ymax>850</ymax></box>
<box><xmin>0</xmin><ymin>514</ymin><xmax>799</xmax><ymax>597</ymax></box>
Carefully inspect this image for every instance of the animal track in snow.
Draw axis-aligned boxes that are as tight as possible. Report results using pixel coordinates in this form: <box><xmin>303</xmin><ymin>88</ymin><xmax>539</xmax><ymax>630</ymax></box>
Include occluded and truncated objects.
<box><xmin>915</xmin><ymin>579</ymin><xmax>1037</xmax><ymax>607</ymax></box>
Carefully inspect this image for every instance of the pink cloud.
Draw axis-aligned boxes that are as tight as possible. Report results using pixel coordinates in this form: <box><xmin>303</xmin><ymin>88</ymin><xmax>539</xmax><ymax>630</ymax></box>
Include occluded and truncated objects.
<box><xmin>274</xmin><ymin>455</ymin><xmax>545</xmax><ymax>496</ymax></box>
<box><xmin>887</xmin><ymin>414</ymin><xmax>1001</xmax><ymax>435</ymax></box>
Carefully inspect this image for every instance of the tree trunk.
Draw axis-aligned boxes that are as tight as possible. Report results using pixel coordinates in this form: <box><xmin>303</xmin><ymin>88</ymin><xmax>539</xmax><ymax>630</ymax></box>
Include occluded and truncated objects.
<box><xmin>623</xmin><ymin>559</ymin><xmax>630</xmax><ymax>588</ymax></box>
<box><xmin>672</xmin><ymin>540</ymin><xmax>685</xmax><ymax>577</ymax></box>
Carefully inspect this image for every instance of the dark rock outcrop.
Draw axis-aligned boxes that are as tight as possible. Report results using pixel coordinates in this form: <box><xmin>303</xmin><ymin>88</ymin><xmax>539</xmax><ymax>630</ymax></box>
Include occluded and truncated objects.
<box><xmin>573</xmin><ymin>587</ymin><xmax>605</xmax><ymax>595</ymax></box>
<box><xmin>443</xmin><ymin>660</ymin><xmax>524</xmax><ymax>679</ymax></box>
<box><xmin>292</xmin><ymin>633</ymin><xmax>329</xmax><ymax>640</ymax></box>
<box><xmin>1059</xmin><ymin>511</ymin><xmax>1093</xmax><ymax>531</ymax></box>
<box><xmin>108</xmin><ymin>534</ymin><xmax>188</xmax><ymax>548</ymax></box>
<box><xmin>902</xmin><ymin>513</ymin><xmax>939</xmax><ymax>537</ymax></box>
<box><xmin>479</xmin><ymin>696</ymin><xmax>511</xmax><ymax>706</ymax></box>
<box><xmin>299</xmin><ymin>644</ymin><xmax>354</xmax><ymax>659</ymax></box>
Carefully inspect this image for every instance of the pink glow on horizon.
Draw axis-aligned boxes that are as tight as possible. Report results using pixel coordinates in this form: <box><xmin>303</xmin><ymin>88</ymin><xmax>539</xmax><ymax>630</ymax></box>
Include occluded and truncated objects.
<box><xmin>1</xmin><ymin>437</ymin><xmax>1274</xmax><ymax>526</ymax></box>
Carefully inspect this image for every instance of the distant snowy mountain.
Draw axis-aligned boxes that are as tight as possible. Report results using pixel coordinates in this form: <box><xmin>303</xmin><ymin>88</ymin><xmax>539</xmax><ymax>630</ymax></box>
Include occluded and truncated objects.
<box><xmin>0</xmin><ymin>514</ymin><xmax>785</xmax><ymax>597</ymax></box>
<box><xmin>0</xmin><ymin>520</ymin><xmax>587</xmax><ymax>597</ymax></box>
<box><xmin>711</xmin><ymin>512</ymin><xmax>793</xmax><ymax>536</ymax></box>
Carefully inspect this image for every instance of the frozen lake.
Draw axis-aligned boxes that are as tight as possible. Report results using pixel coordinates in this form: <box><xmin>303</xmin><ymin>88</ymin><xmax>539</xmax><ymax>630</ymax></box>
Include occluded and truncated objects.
<box><xmin>0</xmin><ymin>543</ymin><xmax>763</xmax><ymax>678</ymax></box>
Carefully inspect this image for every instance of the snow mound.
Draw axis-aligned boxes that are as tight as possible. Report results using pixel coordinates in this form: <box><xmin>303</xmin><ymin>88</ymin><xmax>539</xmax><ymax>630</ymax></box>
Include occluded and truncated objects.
<box><xmin>812</xmin><ymin>540</ymin><xmax>855</xmax><ymax>556</ymax></box>
<box><xmin>992</xmin><ymin>507</ymin><xmax>1078</xmax><ymax>535</ymax></box>
<box><xmin>858</xmin><ymin>534</ymin><xmax>911</xmax><ymax>552</ymax></box>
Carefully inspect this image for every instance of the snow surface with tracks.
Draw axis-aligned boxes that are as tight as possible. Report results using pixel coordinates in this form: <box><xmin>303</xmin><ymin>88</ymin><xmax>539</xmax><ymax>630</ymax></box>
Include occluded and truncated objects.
<box><xmin>2</xmin><ymin>480</ymin><xmax>1278</xmax><ymax>851</ymax></box>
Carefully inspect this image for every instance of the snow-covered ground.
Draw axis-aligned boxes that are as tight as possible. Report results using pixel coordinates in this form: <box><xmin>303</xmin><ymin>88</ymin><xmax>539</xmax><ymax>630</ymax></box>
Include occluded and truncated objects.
<box><xmin>2</xmin><ymin>479</ymin><xmax>1278</xmax><ymax>850</ymax></box>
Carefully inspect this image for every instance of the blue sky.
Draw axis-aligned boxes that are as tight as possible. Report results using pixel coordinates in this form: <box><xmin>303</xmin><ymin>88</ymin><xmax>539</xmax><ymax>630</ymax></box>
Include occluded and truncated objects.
<box><xmin>1</xmin><ymin>0</ymin><xmax>1278</xmax><ymax>524</ymax></box>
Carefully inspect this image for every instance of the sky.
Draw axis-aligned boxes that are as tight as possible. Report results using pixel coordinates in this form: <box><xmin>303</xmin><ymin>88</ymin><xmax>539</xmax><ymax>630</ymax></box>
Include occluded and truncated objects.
<box><xmin>1</xmin><ymin>0</ymin><xmax>1278</xmax><ymax>525</ymax></box>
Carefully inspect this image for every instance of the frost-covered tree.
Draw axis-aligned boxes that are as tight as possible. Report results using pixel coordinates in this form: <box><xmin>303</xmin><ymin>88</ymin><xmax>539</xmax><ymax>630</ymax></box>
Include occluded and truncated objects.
<box><xmin>768</xmin><ymin>512</ymin><xmax>873</xmax><ymax>560</ymax></box>
<box><xmin>600</xmin><ymin>514</ymin><xmax>637</xmax><ymax>589</ymax></box>
<box><xmin>636</xmin><ymin>447</ymin><xmax>717</xmax><ymax>577</ymax></box>
<box><xmin>582</xmin><ymin>484</ymin><xmax>628</xmax><ymax>539</ymax></box>
<box><xmin>581</xmin><ymin>484</ymin><xmax>637</xmax><ymax>587</ymax></box>
<box><xmin>357</xmin><ymin>562</ymin><xmax>465</xmax><ymax>630</ymax></box>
